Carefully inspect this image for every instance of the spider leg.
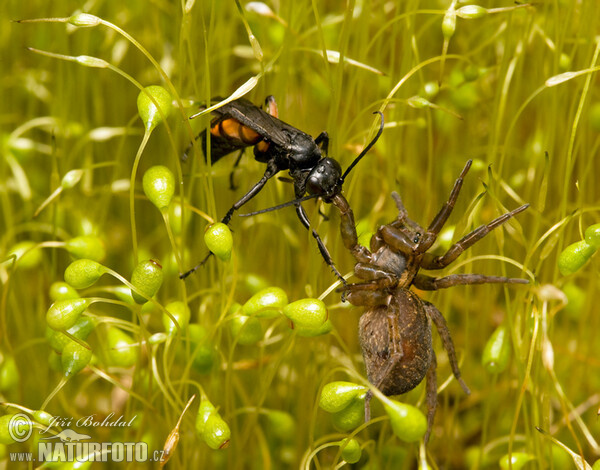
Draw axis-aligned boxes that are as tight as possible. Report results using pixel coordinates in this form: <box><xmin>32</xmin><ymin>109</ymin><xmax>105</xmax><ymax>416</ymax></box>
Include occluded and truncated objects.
<box><xmin>332</xmin><ymin>194</ymin><xmax>372</xmax><ymax>263</ymax></box>
<box><xmin>414</xmin><ymin>273</ymin><xmax>528</xmax><ymax>290</ymax></box>
<box><xmin>339</xmin><ymin>278</ymin><xmax>395</xmax><ymax>306</ymax></box>
<box><xmin>422</xmin><ymin>300</ymin><xmax>470</xmax><ymax>395</ymax></box>
<box><xmin>420</xmin><ymin>203</ymin><xmax>529</xmax><ymax>269</ymax></box>
<box><xmin>418</xmin><ymin>160</ymin><xmax>472</xmax><ymax>252</ymax></box>
<box><xmin>424</xmin><ymin>351</ymin><xmax>437</xmax><ymax>443</ymax></box>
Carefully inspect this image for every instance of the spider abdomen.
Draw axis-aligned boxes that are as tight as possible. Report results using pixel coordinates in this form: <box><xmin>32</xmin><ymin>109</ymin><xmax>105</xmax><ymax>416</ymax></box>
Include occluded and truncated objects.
<box><xmin>358</xmin><ymin>289</ymin><xmax>432</xmax><ymax>396</ymax></box>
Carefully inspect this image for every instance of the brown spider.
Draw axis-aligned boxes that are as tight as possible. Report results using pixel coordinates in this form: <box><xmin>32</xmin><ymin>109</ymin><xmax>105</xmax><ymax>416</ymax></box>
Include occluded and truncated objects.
<box><xmin>330</xmin><ymin>159</ymin><xmax>529</xmax><ymax>442</ymax></box>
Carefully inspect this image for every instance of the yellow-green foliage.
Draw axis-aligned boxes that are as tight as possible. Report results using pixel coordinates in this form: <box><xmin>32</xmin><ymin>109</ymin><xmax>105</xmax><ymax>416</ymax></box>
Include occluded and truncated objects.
<box><xmin>2</xmin><ymin>1</ymin><xmax>600</xmax><ymax>468</ymax></box>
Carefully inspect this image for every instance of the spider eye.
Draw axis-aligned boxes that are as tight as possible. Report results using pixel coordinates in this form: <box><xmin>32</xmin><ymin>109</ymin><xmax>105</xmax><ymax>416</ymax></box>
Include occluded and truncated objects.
<box><xmin>413</xmin><ymin>233</ymin><xmax>421</xmax><ymax>243</ymax></box>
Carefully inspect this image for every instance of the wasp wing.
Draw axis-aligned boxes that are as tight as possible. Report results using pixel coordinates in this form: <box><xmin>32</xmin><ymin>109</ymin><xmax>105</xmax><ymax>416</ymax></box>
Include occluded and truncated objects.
<box><xmin>202</xmin><ymin>98</ymin><xmax>292</xmax><ymax>163</ymax></box>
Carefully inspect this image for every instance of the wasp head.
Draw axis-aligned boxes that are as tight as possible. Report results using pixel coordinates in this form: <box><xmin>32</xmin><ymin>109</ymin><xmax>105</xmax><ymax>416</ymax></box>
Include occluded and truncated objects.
<box><xmin>305</xmin><ymin>157</ymin><xmax>343</xmax><ymax>200</ymax></box>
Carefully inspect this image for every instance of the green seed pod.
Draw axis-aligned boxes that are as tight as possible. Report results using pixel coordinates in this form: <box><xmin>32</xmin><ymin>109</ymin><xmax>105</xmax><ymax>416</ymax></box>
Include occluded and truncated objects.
<box><xmin>422</xmin><ymin>81</ymin><xmax>440</xmax><ymax>99</ymax></box>
<box><xmin>593</xmin><ymin>459</ymin><xmax>600</xmax><ymax>470</ymax></box>
<box><xmin>499</xmin><ymin>452</ymin><xmax>535</xmax><ymax>470</ymax></box>
<box><xmin>562</xmin><ymin>282</ymin><xmax>586</xmax><ymax>319</ymax></box>
<box><xmin>456</xmin><ymin>5</ymin><xmax>488</xmax><ymax>19</ymax></box>
<box><xmin>341</xmin><ymin>438</ymin><xmax>362</xmax><ymax>464</ymax></box>
<box><xmin>103</xmin><ymin>327</ymin><xmax>139</xmax><ymax>368</ymax></box>
<box><xmin>282</xmin><ymin>298</ymin><xmax>328</xmax><ymax>330</ymax></box>
<box><xmin>204</xmin><ymin>223</ymin><xmax>233</xmax><ymax>262</ymax></box>
<box><xmin>168</xmin><ymin>198</ymin><xmax>185</xmax><ymax>236</ymax></box>
<box><xmin>143</xmin><ymin>165</ymin><xmax>175</xmax><ymax>211</ymax></box>
<box><xmin>61</xmin><ymin>341</ymin><xmax>93</xmax><ymax>377</ymax></box>
<box><xmin>148</xmin><ymin>332</ymin><xmax>168</xmax><ymax>345</ymax></box>
<box><xmin>355</xmin><ymin>219</ymin><xmax>374</xmax><ymax>248</ymax></box>
<box><xmin>229</xmin><ymin>314</ymin><xmax>263</xmax><ymax>346</ymax></box>
<box><xmin>383</xmin><ymin>399</ymin><xmax>428</xmax><ymax>443</ymax></box>
<box><xmin>130</xmin><ymin>259</ymin><xmax>163</xmax><ymax>304</ymax></box>
<box><xmin>0</xmin><ymin>414</ymin><xmax>25</xmax><ymax>445</ymax></box>
<box><xmin>0</xmin><ymin>356</ymin><xmax>18</xmax><ymax>391</ymax></box>
<box><xmin>8</xmin><ymin>241</ymin><xmax>43</xmax><ymax>269</ymax></box>
<box><xmin>65</xmin><ymin>236</ymin><xmax>106</xmax><ymax>261</ymax></box>
<box><xmin>558</xmin><ymin>240</ymin><xmax>596</xmax><ymax>276</ymax></box>
<box><xmin>482</xmin><ymin>325</ymin><xmax>511</xmax><ymax>374</ymax></box>
<box><xmin>295</xmin><ymin>318</ymin><xmax>333</xmax><ymax>338</ymax></box>
<box><xmin>196</xmin><ymin>398</ymin><xmax>231</xmax><ymax>449</ymax></box>
<box><xmin>49</xmin><ymin>282</ymin><xmax>80</xmax><ymax>301</ymax></box>
<box><xmin>331</xmin><ymin>395</ymin><xmax>365</xmax><ymax>432</ymax></box>
<box><xmin>188</xmin><ymin>324</ymin><xmax>214</xmax><ymax>374</ymax></box>
<box><xmin>64</xmin><ymin>259</ymin><xmax>105</xmax><ymax>289</ymax></box>
<box><xmin>558</xmin><ymin>53</ymin><xmax>571</xmax><ymax>72</ymax></box>
<box><xmin>61</xmin><ymin>169</ymin><xmax>84</xmax><ymax>189</ymax></box>
<box><xmin>585</xmin><ymin>223</ymin><xmax>600</xmax><ymax>248</ymax></box>
<box><xmin>46</xmin><ymin>298</ymin><xmax>91</xmax><ymax>331</ymax></box>
<box><xmin>48</xmin><ymin>351</ymin><xmax>62</xmax><ymax>373</ymax></box>
<box><xmin>242</xmin><ymin>287</ymin><xmax>288</xmax><ymax>318</ymax></box>
<box><xmin>46</xmin><ymin>317</ymin><xmax>95</xmax><ymax>353</ymax></box>
<box><xmin>202</xmin><ymin>414</ymin><xmax>231</xmax><ymax>450</ymax></box>
<box><xmin>69</xmin><ymin>13</ymin><xmax>101</xmax><ymax>27</ymax></box>
<box><xmin>137</xmin><ymin>85</ymin><xmax>173</xmax><ymax>132</ymax></box>
<box><xmin>265</xmin><ymin>411</ymin><xmax>295</xmax><ymax>441</ymax></box>
<box><xmin>442</xmin><ymin>9</ymin><xmax>456</xmax><ymax>39</ymax></box>
<box><xmin>163</xmin><ymin>301</ymin><xmax>191</xmax><ymax>335</ymax></box>
<box><xmin>32</xmin><ymin>410</ymin><xmax>54</xmax><ymax>427</ymax></box>
<box><xmin>243</xmin><ymin>273</ymin><xmax>270</xmax><ymax>294</ymax></box>
<box><xmin>319</xmin><ymin>382</ymin><xmax>368</xmax><ymax>414</ymax></box>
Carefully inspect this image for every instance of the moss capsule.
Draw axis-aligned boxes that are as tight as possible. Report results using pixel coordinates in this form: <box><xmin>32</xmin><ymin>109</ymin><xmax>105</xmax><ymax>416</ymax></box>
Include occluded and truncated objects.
<box><xmin>482</xmin><ymin>325</ymin><xmax>511</xmax><ymax>374</ymax></box>
<box><xmin>137</xmin><ymin>85</ymin><xmax>173</xmax><ymax>132</ymax></box>
<box><xmin>188</xmin><ymin>324</ymin><xmax>214</xmax><ymax>374</ymax></box>
<box><xmin>383</xmin><ymin>398</ymin><xmax>428</xmax><ymax>443</ymax></box>
<box><xmin>229</xmin><ymin>314</ymin><xmax>263</xmax><ymax>345</ymax></box>
<box><xmin>589</xmin><ymin>102</ymin><xmax>600</xmax><ymax>131</ymax></box>
<box><xmin>499</xmin><ymin>452</ymin><xmax>535</xmax><ymax>470</ymax></box>
<box><xmin>163</xmin><ymin>301</ymin><xmax>191</xmax><ymax>335</ymax></box>
<box><xmin>562</xmin><ymin>282</ymin><xmax>586</xmax><ymax>319</ymax></box>
<box><xmin>0</xmin><ymin>414</ymin><xmax>25</xmax><ymax>445</ymax></box>
<box><xmin>64</xmin><ymin>259</ymin><xmax>105</xmax><ymax>289</ymax></box>
<box><xmin>143</xmin><ymin>165</ymin><xmax>175</xmax><ymax>211</ymax></box>
<box><xmin>295</xmin><ymin>318</ymin><xmax>333</xmax><ymax>337</ymax></box>
<box><xmin>62</xmin><ymin>341</ymin><xmax>93</xmax><ymax>377</ymax></box>
<box><xmin>103</xmin><ymin>327</ymin><xmax>138</xmax><ymax>368</ymax></box>
<box><xmin>49</xmin><ymin>282</ymin><xmax>80</xmax><ymax>301</ymax></box>
<box><xmin>46</xmin><ymin>317</ymin><xmax>95</xmax><ymax>353</ymax></box>
<box><xmin>65</xmin><ymin>236</ymin><xmax>106</xmax><ymax>261</ymax></box>
<box><xmin>204</xmin><ymin>223</ymin><xmax>233</xmax><ymax>262</ymax></box>
<box><xmin>265</xmin><ymin>411</ymin><xmax>295</xmax><ymax>441</ymax></box>
<box><xmin>558</xmin><ymin>240</ymin><xmax>596</xmax><ymax>276</ymax></box>
<box><xmin>130</xmin><ymin>259</ymin><xmax>163</xmax><ymax>304</ymax></box>
<box><xmin>242</xmin><ymin>287</ymin><xmax>288</xmax><ymax>318</ymax></box>
<box><xmin>196</xmin><ymin>399</ymin><xmax>231</xmax><ymax>450</ymax></box>
<box><xmin>46</xmin><ymin>298</ymin><xmax>91</xmax><ymax>331</ymax></box>
<box><xmin>341</xmin><ymin>438</ymin><xmax>362</xmax><ymax>464</ymax></box>
<box><xmin>319</xmin><ymin>381</ymin><xmax>368</xmax><ymax>414</ymax></box>
<box><xmin>282</xmin><ymin>298</ymin><xmax>328</xmax><ymax>330</ymax></box>
<box><xmin>0</xmin><ymin>357</ymin><xmax>18</xmax><ymax>391</ymax></box>
<box><xmin>8</xmin><ymin>241</ymin><xmax>43</xmax><ymax>269</ymax></box>
<box><xmin>331</xmin><ymin>394</ymin><xmax>365</xmax><ymax>432</ymax></box>
<box><xmin>61</xmin><ymin>169</ymin><xmax>84</xmax><ymax>189</ymax></box>
<box><xmin>585</xmin><ymin>223</ymin><xmax>600</xmax><ymax>248</ymax></box>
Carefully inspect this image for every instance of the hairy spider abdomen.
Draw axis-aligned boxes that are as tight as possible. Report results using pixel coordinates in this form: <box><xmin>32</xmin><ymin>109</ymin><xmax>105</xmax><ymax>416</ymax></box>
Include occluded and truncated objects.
<box><xmin>358</xmin><ymin>289</ymin><xmax>432</xmax><ymax>395</ymax></box>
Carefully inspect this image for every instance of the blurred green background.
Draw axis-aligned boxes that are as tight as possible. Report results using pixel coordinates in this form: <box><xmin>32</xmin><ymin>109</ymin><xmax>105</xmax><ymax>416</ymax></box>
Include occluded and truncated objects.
<box><xmin>1</xmin><ymin>1</ymin><xmax>600</xmax><ymax>468</ymax></box>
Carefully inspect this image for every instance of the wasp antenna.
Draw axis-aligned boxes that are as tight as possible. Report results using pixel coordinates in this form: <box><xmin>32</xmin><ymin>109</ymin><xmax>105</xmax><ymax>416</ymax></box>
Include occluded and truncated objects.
<box><xmin>239</xmin><ymin>194</ymin><xmax>321</xmax><ymax>217</ymax></box>
<box><xmin>341</xmin><ymin>111</ymin><xmax>384</xmax><ymax>182</ymax></box>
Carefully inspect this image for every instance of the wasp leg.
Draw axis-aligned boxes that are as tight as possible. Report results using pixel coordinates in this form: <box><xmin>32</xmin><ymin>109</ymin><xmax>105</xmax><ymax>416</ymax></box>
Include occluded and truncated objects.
<box><xmin>221</xmin><ymin>161</ymin><xmax>280</xmax><ymax>225</ymax></box>
<box><xmin>294</xmin><ymin>202</ymin><xmax>346</xmax><ymax>284</ymax></box>
<box><xmin>420</xmin><ymin>203</ymin><xmax>529</xmax><ymax>269</ymax></box>
<box><xmin>414</xmin><ymin>273</ymin><xmax>528</xmax><ymax>290</ymax></box>
<box><xmin>315</xmin><ymin>131</ymin><xmax>329</xmax><ymax>155</ymax></box>
<box><xmin>422</xmin><ymin>300</ymin><xmax>470</xmax><ymax>395</ymax></box>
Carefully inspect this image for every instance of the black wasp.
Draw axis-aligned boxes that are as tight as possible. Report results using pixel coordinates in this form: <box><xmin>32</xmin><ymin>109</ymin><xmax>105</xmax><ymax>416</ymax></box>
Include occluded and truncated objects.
<box><xmin>180</xmin><ymin>96</ymin><xmax>383</xmax><ymax>280</ymax></box>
